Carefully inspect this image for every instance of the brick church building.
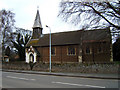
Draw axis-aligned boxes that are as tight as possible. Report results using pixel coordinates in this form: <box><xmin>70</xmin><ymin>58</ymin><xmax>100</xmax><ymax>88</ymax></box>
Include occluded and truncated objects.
<box><xmin>25</xmin><ymin>9</ymin><xmax>112</xmax><ymax>63</ymax></box>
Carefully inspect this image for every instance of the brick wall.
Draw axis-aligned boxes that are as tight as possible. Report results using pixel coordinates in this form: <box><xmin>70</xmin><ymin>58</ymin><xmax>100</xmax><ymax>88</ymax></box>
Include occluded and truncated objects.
<box><xmin>82</xmin><ymin>41</ymin><xmax>111</xmax><ymax>63</ymax></box>
<box><xmin>37</xmin><ymin>45</ymin><xmax>79</xmax><ymax>63</ymax></box>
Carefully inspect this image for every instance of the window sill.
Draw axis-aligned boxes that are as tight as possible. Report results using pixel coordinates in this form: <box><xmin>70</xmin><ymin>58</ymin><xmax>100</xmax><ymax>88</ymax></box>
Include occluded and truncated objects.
<box><xmin>67</xmin><ymin>54</ymin><xmax>76</xmax><ymax>56</ymax></box>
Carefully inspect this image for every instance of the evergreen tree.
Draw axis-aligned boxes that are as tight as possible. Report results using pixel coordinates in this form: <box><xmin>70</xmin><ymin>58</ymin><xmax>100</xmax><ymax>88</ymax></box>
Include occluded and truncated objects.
<box><xmin>12</xmin><ymin>33</ymin><xmax>30</xmax><ymax>61</ymax></box>
<box><xmin>5</xmin><ymin>46</ymin><xmax>10</xmax><ymax>56</ymax></box>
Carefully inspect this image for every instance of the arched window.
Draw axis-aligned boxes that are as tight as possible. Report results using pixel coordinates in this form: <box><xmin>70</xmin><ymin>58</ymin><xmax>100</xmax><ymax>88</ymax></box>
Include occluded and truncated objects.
<box><xmin>29</xmin><ymin>54</ymin><xmax>34</xmax><ymax>62</ymax></box>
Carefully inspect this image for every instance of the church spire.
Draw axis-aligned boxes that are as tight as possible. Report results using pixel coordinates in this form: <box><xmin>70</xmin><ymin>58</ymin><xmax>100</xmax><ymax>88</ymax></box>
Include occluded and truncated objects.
<box><xmin>33</xmin><ymin>9</ymin><xmax>42</xmax><ymax>29</ymax></box>
<box><xmin>32</xmin><ymin>8</ymin><xmax>43</xmax><ymax>39</ymax></box>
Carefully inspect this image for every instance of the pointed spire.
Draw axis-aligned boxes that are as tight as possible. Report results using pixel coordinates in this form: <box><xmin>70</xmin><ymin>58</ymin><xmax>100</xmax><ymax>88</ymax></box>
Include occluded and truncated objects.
<box><xmin>33</xmin><ymin>9</ymin><xmax>42</xmax><ymax>29</ymax></box>
<box><xmin>37</xmin><ymin>6</ymin><xmax>39</xmax><ymax>10</ymax></box>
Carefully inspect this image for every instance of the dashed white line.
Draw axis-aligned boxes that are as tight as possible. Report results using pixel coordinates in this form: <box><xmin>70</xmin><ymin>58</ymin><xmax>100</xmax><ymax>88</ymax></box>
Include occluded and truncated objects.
<box><xmin>6</xmin><ymin>76</ymin><xmax>35</xmax><ymax>81</ymax></box>
<box><xmin>52</xmin><ymin>81</ymin><xmax>105</xmax><ymax>88</ymax></box>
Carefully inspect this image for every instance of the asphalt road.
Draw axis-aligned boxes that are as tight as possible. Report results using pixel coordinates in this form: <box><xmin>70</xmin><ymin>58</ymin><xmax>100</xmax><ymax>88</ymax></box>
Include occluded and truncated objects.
<box><xmin>2</xmin><ymin>71</ymin><xmax>119</xmax><ymax>88</ymax></box>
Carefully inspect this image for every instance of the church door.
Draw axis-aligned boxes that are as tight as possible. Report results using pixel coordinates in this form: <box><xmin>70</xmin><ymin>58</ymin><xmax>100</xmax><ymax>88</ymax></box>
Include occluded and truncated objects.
<box><xmin>29</xmin><ymin>54</ymin><xmax>34</xmax><ymax>62</ymax></box>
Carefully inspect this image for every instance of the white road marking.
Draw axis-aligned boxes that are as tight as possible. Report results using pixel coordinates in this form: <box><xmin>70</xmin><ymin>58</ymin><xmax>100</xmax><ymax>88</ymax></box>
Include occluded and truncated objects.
<box><xmin>52</xmin><ymin>81</ymin><xmax>105</xmax><ymax>88</ymax></box>
<box><xmin>6</xmin><ymin>76</ymin><xmax>35</xmax><ymax>81</ymax></box>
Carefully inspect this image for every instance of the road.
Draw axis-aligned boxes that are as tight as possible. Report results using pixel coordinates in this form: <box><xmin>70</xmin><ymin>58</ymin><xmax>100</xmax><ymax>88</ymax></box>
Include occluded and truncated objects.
<box><xmin>2</xmin><ymin>71</ymin><xmax>119</xmax><ymax>88</ymax></box>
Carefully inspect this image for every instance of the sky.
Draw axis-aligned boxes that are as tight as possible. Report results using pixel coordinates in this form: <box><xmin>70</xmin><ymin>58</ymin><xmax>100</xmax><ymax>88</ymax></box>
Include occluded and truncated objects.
<box><xmin>0</xmin><ymin>0</ymin><xmax>79</xmax><ymax>34</ymax></box>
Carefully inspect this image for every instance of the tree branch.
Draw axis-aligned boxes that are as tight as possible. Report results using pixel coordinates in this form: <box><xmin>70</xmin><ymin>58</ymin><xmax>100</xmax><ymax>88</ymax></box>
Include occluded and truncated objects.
<box><xmin>85</xmin><ymin>4</ymin><xmax>120</xmax><ymax>29</ymax></box>
<box><xmin>106</xmin><ymin>2</ymin><xmax>120</xmax><ymax>15</ymax></box>
<box><xmin>107</xmin><ymin>11</ymin><xmax>120</xmax><ymax>18</ymax></box>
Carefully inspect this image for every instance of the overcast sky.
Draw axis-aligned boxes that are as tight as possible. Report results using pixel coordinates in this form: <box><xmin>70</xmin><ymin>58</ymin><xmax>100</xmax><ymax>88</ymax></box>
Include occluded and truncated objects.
<box><xmin>0</xmin><ymin>0</ymin><xmax>79</xmax><ymax>34</ymax></box>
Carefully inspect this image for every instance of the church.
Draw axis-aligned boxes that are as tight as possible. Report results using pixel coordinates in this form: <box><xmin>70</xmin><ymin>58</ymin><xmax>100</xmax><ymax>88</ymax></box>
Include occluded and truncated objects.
<box><xmin>25</xmin><ymin>9</ymin><xmax>112</xmax><ymax>63</ymax></box>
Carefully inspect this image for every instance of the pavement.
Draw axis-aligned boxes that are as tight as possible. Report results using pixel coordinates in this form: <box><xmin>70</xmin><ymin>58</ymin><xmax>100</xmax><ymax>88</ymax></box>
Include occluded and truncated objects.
<box><xmin>2</xmin><ymin>69</ymin><xmax>120</xmax><ymax>80</ymax></box>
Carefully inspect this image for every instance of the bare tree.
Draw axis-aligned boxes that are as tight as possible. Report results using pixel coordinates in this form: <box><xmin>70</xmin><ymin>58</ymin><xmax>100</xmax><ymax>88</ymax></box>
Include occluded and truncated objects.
<box><xmin>0</xmin><ymin>9</ymin><xmax>15</xmax><ymax>60</ymax></box>
<box><xmin>58</xmin><ymin>0</ymin><xmax>120</xmax><ymax>37</ymax></box>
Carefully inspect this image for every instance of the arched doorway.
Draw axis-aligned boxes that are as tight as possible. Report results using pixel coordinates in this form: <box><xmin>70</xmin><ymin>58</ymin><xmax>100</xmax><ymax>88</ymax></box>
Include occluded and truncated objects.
<box><xmin>29</xmin><ymin>54</ymin><xmax>34</xmax><ymax>62</ymax></box>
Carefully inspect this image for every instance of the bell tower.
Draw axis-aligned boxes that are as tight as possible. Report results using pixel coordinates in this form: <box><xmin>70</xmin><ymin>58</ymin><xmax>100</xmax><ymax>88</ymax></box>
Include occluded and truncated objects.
<box><xmin>32</xmin><ymin>9</ymin><xmax>43</xmax><ymax>39</ymax></box>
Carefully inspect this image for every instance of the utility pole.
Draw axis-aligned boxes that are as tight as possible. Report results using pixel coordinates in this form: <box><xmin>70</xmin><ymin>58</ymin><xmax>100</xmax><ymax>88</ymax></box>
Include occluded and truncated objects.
<box><xmin>46</xmin><ymin>25</ymin><xmax>51</xmax><ymax>72</ymax></box>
